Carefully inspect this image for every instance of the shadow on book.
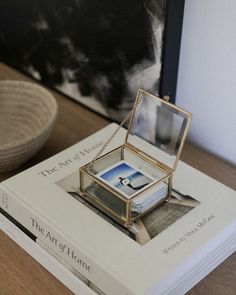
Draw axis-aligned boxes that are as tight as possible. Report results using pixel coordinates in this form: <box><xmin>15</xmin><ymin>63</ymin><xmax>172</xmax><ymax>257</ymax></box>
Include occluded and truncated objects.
<box><xmin>65</xmin><ymin>189</ymin><xmax>200</xmax><ymax>246</ymax></box>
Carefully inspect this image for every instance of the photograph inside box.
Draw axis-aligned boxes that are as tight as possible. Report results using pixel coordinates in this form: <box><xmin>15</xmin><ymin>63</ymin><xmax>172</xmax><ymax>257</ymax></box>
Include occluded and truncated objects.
<box><xmin>79</xmin><ymin>89</ymin><xmax>192</xmax><ymax>227</ymax></box>
<box><xmin>97</xmin><ymin>161</ymin><xmax>154</xmax><ymax>198</ymax></box>
<box><xmin>97</xmin><ymin>160</ymin><xmax>168</xmax><ymax>214</ymax></box>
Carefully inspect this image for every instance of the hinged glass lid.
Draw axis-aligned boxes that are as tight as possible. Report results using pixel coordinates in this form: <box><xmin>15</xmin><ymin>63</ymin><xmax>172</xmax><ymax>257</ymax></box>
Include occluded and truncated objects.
<box><xmin>125</xmin><ymin>89</ymin><xmax>192</xmax><ymax>171</ymax></box>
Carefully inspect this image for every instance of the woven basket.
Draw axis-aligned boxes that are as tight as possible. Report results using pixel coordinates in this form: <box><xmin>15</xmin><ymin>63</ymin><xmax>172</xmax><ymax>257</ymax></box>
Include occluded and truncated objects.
<box><xmin>0</xmin><ymin>80</ymin><xmax>58</xmax><ymax>172</ymax></box>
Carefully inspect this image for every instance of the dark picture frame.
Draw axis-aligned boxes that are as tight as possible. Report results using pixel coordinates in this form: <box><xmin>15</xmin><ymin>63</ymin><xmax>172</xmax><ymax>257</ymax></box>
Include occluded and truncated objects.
<box><xmin>0</xmin><ymin>0</ymin><xmax>185</xmax><ymax>121</ymax></box>
<box><xmin>160</xmin><ymin>0</ymin><xmax>185</xmax><ymax>104</ymax></box>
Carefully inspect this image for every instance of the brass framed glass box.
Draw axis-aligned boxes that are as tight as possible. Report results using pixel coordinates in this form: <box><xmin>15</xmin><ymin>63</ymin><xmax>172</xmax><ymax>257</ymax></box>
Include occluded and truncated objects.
<box><xmin>80</xmin><ymin>90</ymin><xmax>192</xmax><ymax>228</ymax></box>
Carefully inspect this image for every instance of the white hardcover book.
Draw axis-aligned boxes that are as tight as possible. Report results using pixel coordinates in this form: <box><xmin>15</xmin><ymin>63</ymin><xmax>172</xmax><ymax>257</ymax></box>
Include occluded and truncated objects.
<box><xmin>0</xmin><ymin>212</ymin><xmax>97</xmax><ymax>295</ymax></box>
<box><xmin>0</xmin><ymin>211</ymin><xmax>108</xmax><ymax>295</ymax></box>
<box><xmin>0</xmin><ymin>123</ymin><xmax>236</xmax><ymax>295</ymax></box>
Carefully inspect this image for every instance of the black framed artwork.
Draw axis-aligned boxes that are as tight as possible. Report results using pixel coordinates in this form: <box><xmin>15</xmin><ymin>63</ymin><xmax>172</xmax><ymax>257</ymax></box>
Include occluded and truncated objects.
<box><xmin>0</xmin><ymin>0</ymin><xmax>185</xmax><ymax>122</ymax></box>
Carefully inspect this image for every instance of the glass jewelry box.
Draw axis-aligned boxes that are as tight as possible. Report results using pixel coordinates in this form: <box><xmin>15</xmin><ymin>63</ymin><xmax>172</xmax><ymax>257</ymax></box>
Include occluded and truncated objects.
<box><xmin>80</xmin><ymin>89</ymin><xmax>192</xmax><ymax>227</ymax></box>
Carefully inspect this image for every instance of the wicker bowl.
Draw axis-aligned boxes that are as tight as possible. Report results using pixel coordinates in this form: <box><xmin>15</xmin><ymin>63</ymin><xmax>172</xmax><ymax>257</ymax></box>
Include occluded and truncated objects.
<box><xmin>0</xmin><ymin>80</ymin><xmax>58</xmax><ymax>172</ymax></box>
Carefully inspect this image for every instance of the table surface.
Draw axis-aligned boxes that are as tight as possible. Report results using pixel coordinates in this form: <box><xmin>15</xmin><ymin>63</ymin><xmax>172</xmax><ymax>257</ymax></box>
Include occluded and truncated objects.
<box><xmin>0</xmin><ymin>63</ymin><xmax>235</xmax><ymax>295</ymax></box>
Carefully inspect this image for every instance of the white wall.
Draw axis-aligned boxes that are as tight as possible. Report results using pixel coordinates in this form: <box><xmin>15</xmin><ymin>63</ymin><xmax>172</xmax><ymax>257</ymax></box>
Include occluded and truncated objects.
<box><xmin>176</xmin><ymin>0</ymin><xmax>236</xmax><ymax>165</ymax></box>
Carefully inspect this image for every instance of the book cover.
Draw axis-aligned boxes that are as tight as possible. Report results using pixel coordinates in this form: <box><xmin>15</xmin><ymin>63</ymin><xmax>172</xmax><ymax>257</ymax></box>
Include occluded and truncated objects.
<box><xmin>1</xmin><ymin>123</ymin><xmax>236</xmax><ymax>295</ymax></box>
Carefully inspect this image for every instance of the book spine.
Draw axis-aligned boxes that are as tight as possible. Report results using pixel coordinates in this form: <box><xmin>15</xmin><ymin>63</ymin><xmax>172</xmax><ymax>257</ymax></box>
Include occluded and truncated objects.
<box><xmin>0</xmin><ymin>212</ymin><xmax>98</xmax><ymax>295</ymax></box>
<box><xmin>0</xmin><ymin>184</ymin><xmax>134</xmax><ymax>295</ymax></box>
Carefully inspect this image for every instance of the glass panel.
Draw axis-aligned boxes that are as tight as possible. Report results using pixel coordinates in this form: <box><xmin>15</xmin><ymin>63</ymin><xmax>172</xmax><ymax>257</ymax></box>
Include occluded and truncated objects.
<box><xmin>126</xmin><ymin>90</ymin><xmax>191</xmax><ymax>170</ymax></box>
<box><xmin>86</xmin><ymin>147</ymin><xmax>123</xmax><ymax>175</ymax></box>
<box><xmin>81</xmin><ymin>171</ymin><xmax>127</xmax><ymax>219</ymax></box>
<box><xmin>123</xmin><ymin>146</ymin><xmax>168</xmax><ymax>181</ymax></box>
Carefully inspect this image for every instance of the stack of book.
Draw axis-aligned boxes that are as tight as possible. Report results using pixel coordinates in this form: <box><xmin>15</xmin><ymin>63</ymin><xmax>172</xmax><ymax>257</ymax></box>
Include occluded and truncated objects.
<box><xmin>1</xmin><ymin>124</ymin><xmax>236</xmax><ymax>295</ymax></box>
